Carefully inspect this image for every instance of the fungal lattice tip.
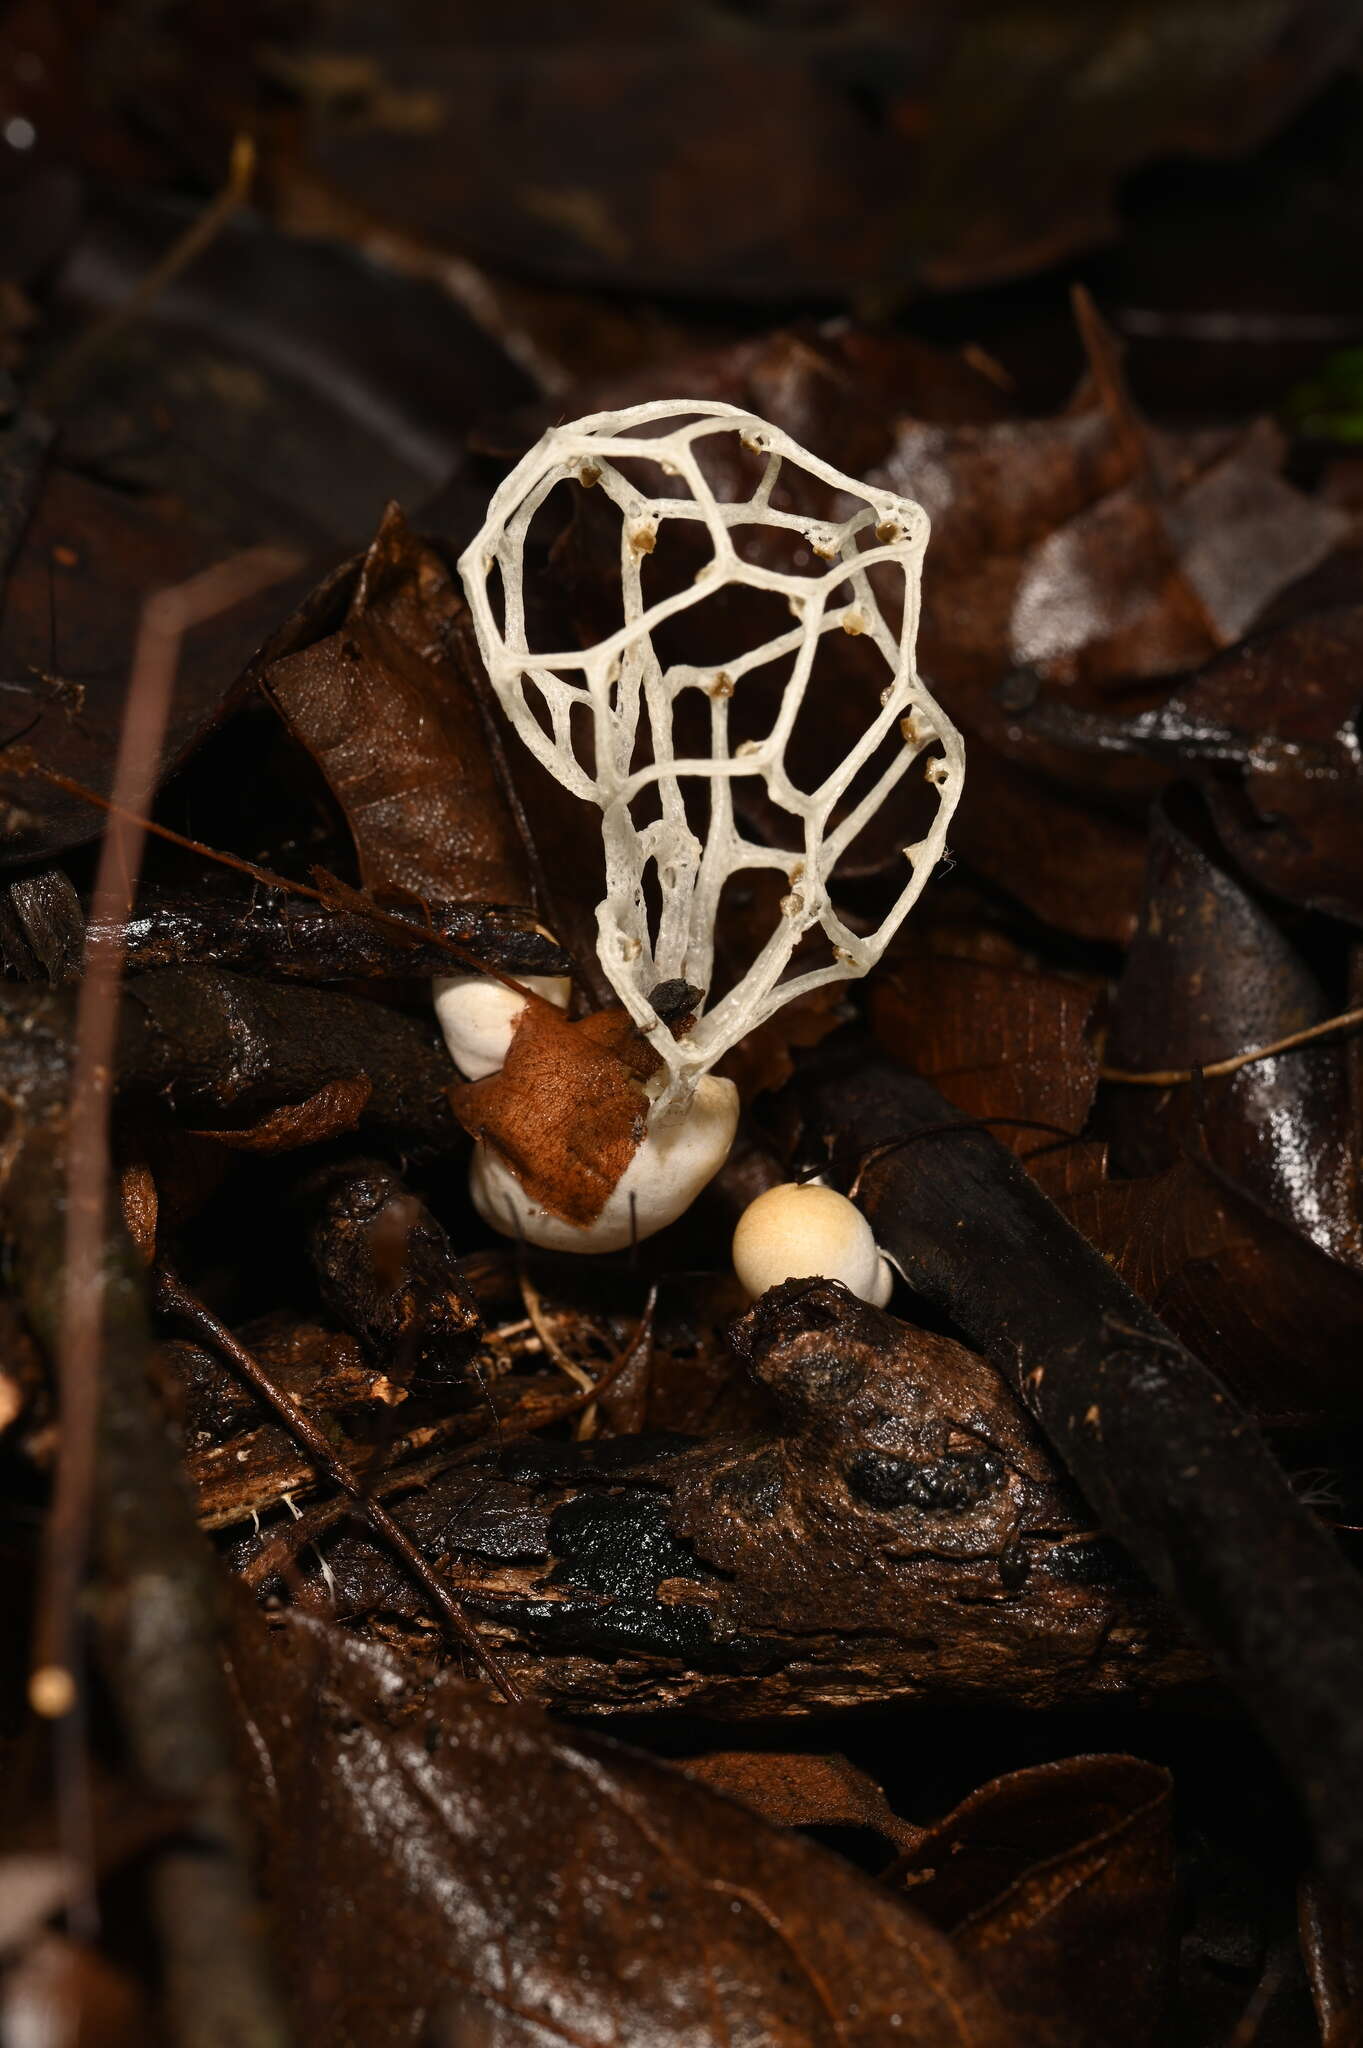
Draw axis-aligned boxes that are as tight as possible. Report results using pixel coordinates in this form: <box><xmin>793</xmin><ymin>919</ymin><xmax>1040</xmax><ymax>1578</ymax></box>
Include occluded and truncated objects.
<box><xmin>458</xmin><ymin>399</ymin><xmax>964</xmax><ymax>1112</ymax></box>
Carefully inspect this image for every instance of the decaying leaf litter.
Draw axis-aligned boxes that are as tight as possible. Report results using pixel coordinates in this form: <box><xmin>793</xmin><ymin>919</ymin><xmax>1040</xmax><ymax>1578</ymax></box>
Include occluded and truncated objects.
<box><xmin>5</xmin><ymin>11</ymin><xmax>1363</xmax><ymax>2043</ymax></box>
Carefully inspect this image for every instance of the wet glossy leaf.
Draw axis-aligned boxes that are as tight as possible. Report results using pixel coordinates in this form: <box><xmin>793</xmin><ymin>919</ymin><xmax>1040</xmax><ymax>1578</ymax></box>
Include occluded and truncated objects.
<box><xmin>1102</xmin><ymin>789</ymin><xmax>1362</xmax><ymax>1268</ymax></box>
<box><xmin>1019</xmin><ymin>604</ymin><xmax>1363</xmax><ymax>925</ymax></box>
<box><xmin>226</xmin><ymin>1605</ymin><xmax>1018</xmax><ymax>2048</ymax></box>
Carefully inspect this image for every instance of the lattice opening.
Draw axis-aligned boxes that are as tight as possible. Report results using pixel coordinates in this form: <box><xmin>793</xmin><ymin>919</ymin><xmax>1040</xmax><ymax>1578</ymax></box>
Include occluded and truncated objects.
<box><xmin>459</xmin><ymin>399</ymin><xmax>964</xmax><ymax>1113</ymax></box>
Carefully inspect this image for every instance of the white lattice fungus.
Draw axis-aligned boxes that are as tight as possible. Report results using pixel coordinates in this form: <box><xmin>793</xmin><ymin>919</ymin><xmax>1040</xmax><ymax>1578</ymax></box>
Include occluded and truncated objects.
<box><xmin>733</xmin><ymin>1182</ymin><xmax>893</xmax><ymax>1307</ymax></box>
<box><xmin>434</xmin><ymin>971</ymin><xmax>572</xmax><ymax>1081</ymax></box>
<box><xmin>457</xmin><ymin>399</ymin><xmax>964</xmax><ymax>1250</ymax></box>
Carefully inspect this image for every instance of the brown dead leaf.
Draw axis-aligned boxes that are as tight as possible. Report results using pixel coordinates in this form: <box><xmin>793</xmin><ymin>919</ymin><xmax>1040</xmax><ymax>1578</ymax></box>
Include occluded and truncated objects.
<box><xmin>264</xmin><ymin>503</ymin><xmax>530</xmax><ymax>906</ymax></box>
<box><xmin>890</xmin><ymin>1755</ymin><xmax>1174</xmax><ymax>2048</ymax></box>
<box><xmin>186</xmin><ymin>1074</ymin><xmax>372</xmax><ymax>1152</ymax></box>
<box><xmin>0</xmin><ymin>452</ymin><xmax>301</xmax><ymax>867</ymax></box>
<box><xmin>871</xmin><ymin>955</ymin><xmax>1101</xmax><ymax>1178</ymax></box>
<box><xmin>680</xmin><ymin>1747</ymin><xmax>923</xmax><ymax>1858</ymax></box>
<box><xmin>1061</xmin><ymin>1154</ymin><xmax>1363</xmax><ymax>1424</ymax></box>
<box><xmin>717</xmin><ymin>981</ymin><xmax>846</xmax><ymax>1104</ymax></box>
<box><xmin>226</xmin><ymin>1604</ymin><xmax>1018</xmax><ymax>2048</ymax></box>
<box><xmin>1022</xmin><ymin>603</ymin><xmax>1363</xmax><ymax>926</ymax></box>
<box><xmin>450</xmin><ymin>1001</ymin><xmax>656</xmax><ymax>1227</ymax></box>
<box><xmin>1010</xmin><ymin>420</ymin><xmax>1348</xmax><ymax>689</ymax></box>
<box><xmin>279</xmin><ymin>7</ymin><xmax>1347</xmax><ymax>302</ymax></box>
<box><xmin>949</xmin><ymin>742</ymin><xmax>1150</xmax><ymax>946</ymax></box>
<box><xmin>117</xmin><ymin>1161</ymin><xmax>157</xmax><ymax>1266</ymax></box>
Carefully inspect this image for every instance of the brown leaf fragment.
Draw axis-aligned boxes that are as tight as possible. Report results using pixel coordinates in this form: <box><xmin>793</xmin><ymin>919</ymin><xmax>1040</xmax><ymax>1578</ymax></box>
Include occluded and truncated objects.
<box><xmin>871</xmin><ymin>956</ymin><xmax>1101</xmax><ymax>1176</ymax></box>
<box><xmin>949</xmin><ymin>743</ymin><xmax>1149</xmax><ymax>946</ymax></box>
<box><xmin>186</xmin><ymin>1074</ymin><xmax>371</xmax><ymax>1152</ymax></box>
<box><xmin>1009</xmin><ymin>421</ymin><xmax>1348</xmax><ymax>688</ymax></box>
<box><xmin>263</xmin><ymin>503</ymin><xmax>530</xmax><ymax>906</ymax></box>
<box><xmin>0</xmin><ymin>868</ymin><xmax>84</xmax><ymax>983</ymax></box>
<box><xmin>1060</xmin><ymin>1154</ymin><xmax>1363</xmax><ymax>1426</ymax></box>
<box><xmin>890</xmin><ymin>1755</ymin><xmax>1175</xmax><ymax>2048</ymax></box>
<box><xmin>117</xmin><ymin>1160</ymin><xmax>157</xmax><ymax>1265</ymax></box>
<box><xmin>450</xmin><ymin>1001</ymin><xmax>656</xmax><ymax>1228</ymax></box>
<box><xmin>226</xmin><ymin>1604</ymin><xmax>1019</xmax><ymax>2048</ymax></box>
<box><xmin>680</xmin><ymin>1748</ymin><xmax>924</xmax><ymax>1857</ymax></box>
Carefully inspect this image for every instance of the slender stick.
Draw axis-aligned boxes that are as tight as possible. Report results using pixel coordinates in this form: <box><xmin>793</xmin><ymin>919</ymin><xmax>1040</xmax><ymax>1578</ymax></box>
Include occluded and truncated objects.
<box><xmin>31</xmin><ymin>550</ymin><xmax>297</xmax><ymax>1728</ymax></box>
<box><xmin>1100</xmin><ymin>1005</ymin><xmax>1363</xmax><ymax>1085</ymax></box>
<box><xmin>156</xmin><ymin>1267</ymin><xmax>526</xmax><ymax>1702</ymax></box>
<box><xmin>237</xmin><ymin>1287</ymin><xmax>658</xmax><ymax>1595</ymax></box>
<box><xmin>35</xmin><ymin>135</ymin><xmax>257</xmax><ymax>409</ymax></box>
<box><xmin>9</xmin><ymin>756</ymin><xmax>561</xmax><ymax>999</ymax></box>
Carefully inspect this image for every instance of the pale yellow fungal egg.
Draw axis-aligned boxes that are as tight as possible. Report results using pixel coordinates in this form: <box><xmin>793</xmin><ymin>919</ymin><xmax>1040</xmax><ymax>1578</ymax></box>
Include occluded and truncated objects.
<box><xmin>732</xmin><ymin>1182</ymin><xmax>893</xmax><ymax>1306</ymax></box>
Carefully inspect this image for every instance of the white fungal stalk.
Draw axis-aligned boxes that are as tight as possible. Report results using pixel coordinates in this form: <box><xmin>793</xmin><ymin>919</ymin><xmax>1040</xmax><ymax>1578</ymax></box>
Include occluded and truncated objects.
<box><xmin>457</xmin><ymin>400</ymin><xmax>963</xmax><ymax>1246</ymax></box>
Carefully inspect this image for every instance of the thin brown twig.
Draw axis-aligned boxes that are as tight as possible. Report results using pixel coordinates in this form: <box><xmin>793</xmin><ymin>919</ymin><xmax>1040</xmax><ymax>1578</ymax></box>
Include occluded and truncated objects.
<box><xmin>35</xmin><ymin>135</ymin><xmax>257</xmax><ymax>410</ymax></box>
<box><xmin>845</xmin><ymin>1115</ymin><xmax>1083</xmax><ymax>1201</ymax></box>
<box><xmin>30</xmin><ymin>548</ymin><xmax>299</xmax><ymax>1729</ymax></box>
<box><xmin>1100</xmin><ymin>1006</ymin><xmax>1363</xmax><ymax>1086</ymax></box>
<box><xmin>156</xmin><ymin>1265</ymin><xmax>525</xmax><ymax>1703</ymax></box>
<box><xmin>5</xmin><ymin>753</ymin><xmax>558</xmax><ymax>1002</ymax></box>
<box><xmin>239</xmin><ymin>1288</ymin><xmax>658</xmax><ymax>1595</ymax></box>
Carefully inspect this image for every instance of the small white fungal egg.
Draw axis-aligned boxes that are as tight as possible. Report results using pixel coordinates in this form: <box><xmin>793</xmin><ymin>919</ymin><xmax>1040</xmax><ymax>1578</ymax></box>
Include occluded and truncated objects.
<box><xmin>732</xmin><ymin>1182</ymin><xmax>893</xmax><ymax>1307</ymax></box>
<box><xmin>470</xmin><ymin>1075</ymin><xmax>739</xmax><ymax>1253</ymax></box>
<box><xmin>433</xmin><ymin>972</ymin><xmax>572</xmax><ymax>1080</ymax></box>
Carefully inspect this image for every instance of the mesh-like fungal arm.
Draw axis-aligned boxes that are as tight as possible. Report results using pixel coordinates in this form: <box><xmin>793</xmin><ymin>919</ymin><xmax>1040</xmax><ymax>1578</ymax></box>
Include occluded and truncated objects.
<box><xmin>459</xmin><ymin>400</ymin><xmax>963</xmax><ymax>1112</ymax></box>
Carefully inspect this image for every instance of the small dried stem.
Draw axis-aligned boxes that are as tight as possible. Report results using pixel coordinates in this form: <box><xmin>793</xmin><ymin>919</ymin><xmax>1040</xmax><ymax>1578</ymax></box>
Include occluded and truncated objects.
<box><xmin>156</xmin><ymin>1267</ymin><xmax>524</xmax><ymax>1703</ymax></box>
<box><xmin>518</xmin><ymin>1268</ymin><xmax>596</xmax><ymax>1396</ymax></box>
<box><xmin>239</xmin><ymin>1289</ymin><xmax>657</xmax><ymax>1592</ymax></box>
<box><xmin>1100</xmin><ymin>1006</ymin><xmax>1363</xmax><ymax>1086</ymax></box>
<box><xmin>36</xmin><ymin>134</ymin><xmax>257</xmax><ymax>409</ymax></box>
<box><xmin>33</xmin><ymin>550</ymin><xmax>297</xmax><ymax>1723</ymax></box>
<box><xmin>8</xmin><ymin>755</ymin><xmax>552</xmax><ymax>998</ymax></box>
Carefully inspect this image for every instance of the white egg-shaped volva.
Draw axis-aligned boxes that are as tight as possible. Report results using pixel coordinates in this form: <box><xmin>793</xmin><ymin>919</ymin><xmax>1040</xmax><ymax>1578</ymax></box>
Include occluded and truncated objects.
<box><xmin>470</xmin><ymin>1076</ymin><xmax>739</xmax><ymax>1253</ymax></box>
<box><xmin>732</xmin><ymin>1181</ymin><xmax>893</xmax><ymax>1307</ymax></box>
<box><xmin>434</xmin><ymin>972</ymin><xmax>572</xmax><ymax>1081</ymax></box>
